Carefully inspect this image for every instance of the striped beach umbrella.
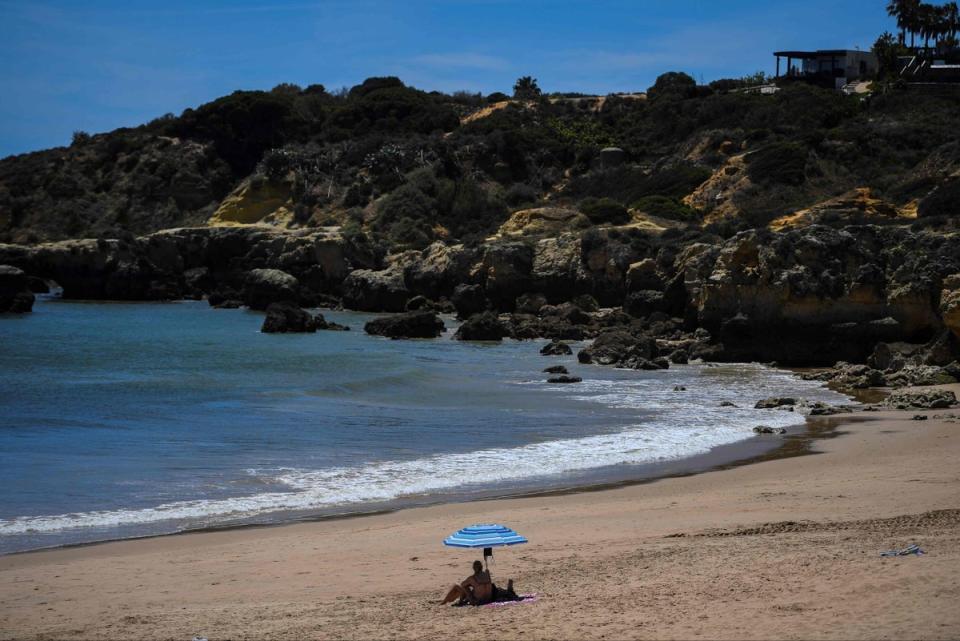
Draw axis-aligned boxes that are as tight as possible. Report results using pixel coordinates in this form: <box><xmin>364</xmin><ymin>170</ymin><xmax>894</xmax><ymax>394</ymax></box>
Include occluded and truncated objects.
<box><xmin>443</xmin><ymin>523</ymin><xmax>528</xmax><ymax>548</ymax></box>
<box><xmin>444</xmin><ymin>524</ymin><xmax>527</xmax><ymax>566</ymax></box>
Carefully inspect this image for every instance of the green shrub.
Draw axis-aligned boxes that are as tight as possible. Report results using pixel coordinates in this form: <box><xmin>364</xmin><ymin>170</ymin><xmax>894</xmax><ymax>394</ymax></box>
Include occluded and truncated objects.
<box><xmin>918</xmin><ymin>178</ymin><xmax>960</xmax><ymax>218</ymax></box>
<box><xmin>631</xmin><ymin>195</ymin><xmax>699</xmax><ymax>222</ymax></box>
<box><xmin>567</xmin><ymin>164</ymin><xmax>710</xmax><ymax>203</ymax></box>
<box><xmin>505</xmin><ymin>183</ymin><xmax>538</xmax><ymax>206</ymax></box>
<box><xmin>375</xmin><ymin>183</ymin><xmax>435</xmax><ymax>229</ymax></box>
<box><xmin>579</xmin><ymin>197</ymin><xmax>630</xmax><ymax>224</ymax></box>
<box><xmin>746</xmin><ymin>142</ymin><xmax>808</xmax><ymax>186</ymax></box>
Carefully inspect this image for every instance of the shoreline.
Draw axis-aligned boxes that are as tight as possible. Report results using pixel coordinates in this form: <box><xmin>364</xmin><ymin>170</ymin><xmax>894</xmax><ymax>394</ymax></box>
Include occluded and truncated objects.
<box><xmin>3</xmin><ymin>392</ymin><xmax>958</xmax><ymax>640</ymax></box>
<box><xmin>0</xmin><ymin>407</ymin><xmax>855</xmax><ymax>559</ymax></box>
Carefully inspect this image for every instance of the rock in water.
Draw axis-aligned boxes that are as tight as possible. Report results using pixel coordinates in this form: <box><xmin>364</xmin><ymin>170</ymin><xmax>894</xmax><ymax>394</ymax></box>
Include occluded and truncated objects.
<box><xmin>364</xmin><ymin>311</ymin><xmax>445</xmax><ymax>339</ymax></box>
<box><xmin>454</xmin><ymin>311</ymin><xmax>508</xmax><ymax>341</ymax></box>
<box><xmin>243</xmin><ymin>269</ymin><xmax>299</xmax><ymax>311</ymax></box>
<box><xmin>314</xmin><ymin>313</ymin><xmax>349</xmax><ymax>331</ymax></box>
<box><xmin>543</xmin><ymin>365</ymin><xmax>569</xmax><ymax>374</ymax></box>
<box><xmin>547</xmin><ymin>375</ymin><xmax>582</xmax><ymax>384</ymax></box>
<box><xmin>755</xmin><ymin>397</ymin><xmax>797</xmax><ymax>409</ymax></box>
<box><xmin>540</xmin><ymin>340</ymin><xmax>573</xmax><ymax>356</ymax></box>
<box><xmin>0</xmin><ymin>265</ymin><xmax>35</xmax><ymax>313</ymax></box>
<box><xmin>753</xmin><ymin>425</ymin><xmax>787</xmax><ymax>434</ymax></box>
<box><xmin>261</xmin><ymin>301</ymin><xmax>318</xmax><ymax>333</ymax></box>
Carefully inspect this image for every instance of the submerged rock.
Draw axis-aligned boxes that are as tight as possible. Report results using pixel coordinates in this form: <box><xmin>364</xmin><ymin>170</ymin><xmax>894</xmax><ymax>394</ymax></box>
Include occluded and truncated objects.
<box><xmin>547</xmin><ymin>375</ymin><xmax>582</xmax><ymax>384</ymax></box>
<box><xmin>543</xmin><ymin>365</ymin><xmax>569</xmax><ymax>374</ymax></box>
<box><xmin>364</xmin><ymin>311</ymin><xmax>445</xmax><ymax>339</ymax></box>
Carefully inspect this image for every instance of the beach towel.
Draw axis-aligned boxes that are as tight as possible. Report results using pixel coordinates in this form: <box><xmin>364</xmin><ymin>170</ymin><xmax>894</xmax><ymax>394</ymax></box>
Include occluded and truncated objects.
<box><xmin>484</xmin><ymin>593</ymin><xmax>539</xmax><ymax>607</ymax></box>
<box><xmin>880</xmin><ymin>544</ymin><xmax>924</xmax><ymax>557</ymax></box>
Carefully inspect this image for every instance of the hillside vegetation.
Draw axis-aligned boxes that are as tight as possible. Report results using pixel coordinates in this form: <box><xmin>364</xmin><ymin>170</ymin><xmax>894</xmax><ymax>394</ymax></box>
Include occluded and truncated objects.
<box><xmin>1</xmin><ymin>74</ymin><xmax>959</xmax><ymax>247</ymax></box>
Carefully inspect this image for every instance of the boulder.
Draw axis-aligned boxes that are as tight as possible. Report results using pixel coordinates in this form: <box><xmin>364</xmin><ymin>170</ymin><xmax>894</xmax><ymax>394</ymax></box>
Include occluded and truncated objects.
<box><xmin>668</xmin><ymin>349</ymin><xmax>689</xmax><ymax>364</ymax></box>
<box><xmin>364</xmin><ymin>311</ymin><xmax>445</xmax><ymax>339</ymax></box>
<box><xmin>571</xmin><ymin>294</ymin><xmax>600</xmax><ymax>313</ymax></box>
<box><xmin>405</xmin><ymin>295</ymin><xmax>433</xmax><ymax>311</ymax></box>
<box><xmin>626</xmin><ymin>259</ymin><xmax>663</xmax><ymax>292</ymax></box>
<box><xmin>454</xmin><ymin>311</ymin><xmax>508</xmax><ymax>341</ymax></box>
<box><xmin>244</xmin><ymin>268</ymin><xmax>299</xmax><ymax>311</ymax></box>
<box><xmin>541</xmin><ymin>340</ymin><xmax>573</xmax><ymax>356</ymax></box>
<box><xmin>261</xmin><ymin>301</ymin><xmax>318</xmax><ymax>333</ymax></box>
<box><xmin>515</xmin><ymin>292</ymin><xmax>548</xmax><ymax>315</ymax></box>
<box><xmin>451</xmin><ymin>283</ymin><xmax>488</xmax><ymax>319</ymax></box>
<box><xmin>882</xmin><ymin>389</ymin><xmax>956</xmax><ymax>409</ymax></box>
<box><xmin>342</xmin><ymin>267</ymin><xmax>409</xmax><ymax>312</ymax></box>
<box><xmin>0</xmin><ymin>265</ymin><xmax>35</xmax><ymax>313</ymax></box>
<box><xmin>624</xmin><ymin>290</ymin><xmax>665</xmax><ymax>318</ymax></box>
<box><xmin>555</xmin><ymin>302</ymin><xmax>592</xmax><ymax>326</ymax></box>
<box><xmin>548</xmin><ymin>375</ymin><xmax>582</xmax><ymax>384</ymax></box>
<box><xmin>543</xmin><ymin>365</ymin><xmax>569</xmax><ymax>374</ymax></box>
<box><xmin>578</xmin><ymin>331</ymin><xmax>655</xmax><ymax>365</ymax></box>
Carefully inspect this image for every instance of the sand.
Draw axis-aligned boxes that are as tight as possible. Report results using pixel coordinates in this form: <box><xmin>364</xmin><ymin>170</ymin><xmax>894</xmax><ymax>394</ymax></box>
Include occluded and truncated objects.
<box><xmin>2</xmin><ymin>391</ymin><xmax>959</xmax><ymax>640</ymax></box>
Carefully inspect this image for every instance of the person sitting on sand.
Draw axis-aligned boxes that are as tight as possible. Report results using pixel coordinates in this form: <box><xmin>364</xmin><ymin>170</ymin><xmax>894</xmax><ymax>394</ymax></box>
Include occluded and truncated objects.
<box><xmin>440</xmin><ymin>560</ymin><xmax>518</xmax><ymax>606</ymax></box>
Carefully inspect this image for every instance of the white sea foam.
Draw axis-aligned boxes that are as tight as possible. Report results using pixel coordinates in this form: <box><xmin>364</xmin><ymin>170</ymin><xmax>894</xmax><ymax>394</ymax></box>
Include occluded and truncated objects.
<box><xmin>0</xmin><ymin>365</ymin><xmax>848</xmax><ymax>537</ymax></box>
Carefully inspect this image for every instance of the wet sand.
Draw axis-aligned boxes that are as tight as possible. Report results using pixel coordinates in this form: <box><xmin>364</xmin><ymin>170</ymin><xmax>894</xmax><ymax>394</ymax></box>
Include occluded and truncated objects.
<box><xmin>2</xmin><ymin>390</ymin><xmax>959</xmax><ymax>640</ymax></box>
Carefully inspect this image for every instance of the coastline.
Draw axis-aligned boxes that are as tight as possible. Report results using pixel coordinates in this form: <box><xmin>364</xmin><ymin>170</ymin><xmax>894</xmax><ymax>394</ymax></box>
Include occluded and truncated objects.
<box><xmin>0</xmin><ymin>398</ymin><xmax>851</xmax><ymax>559</ymax></box>
<box><xmin>2</xmin><ymin>388</ymin><xmax>958</xmax><ymax>640</ymax></box>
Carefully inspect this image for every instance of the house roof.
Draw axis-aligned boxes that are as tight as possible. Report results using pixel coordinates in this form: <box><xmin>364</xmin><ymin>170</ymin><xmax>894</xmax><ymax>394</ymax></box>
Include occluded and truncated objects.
<box><xmin>774</xmin><ymin>50</ymin><xmax>856</xmax><ymax>58</ymax></box>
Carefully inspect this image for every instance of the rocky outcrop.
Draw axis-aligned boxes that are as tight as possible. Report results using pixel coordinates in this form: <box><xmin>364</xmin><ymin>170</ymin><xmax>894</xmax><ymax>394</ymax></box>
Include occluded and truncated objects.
<box><xmin>942</xmin><ymin>274</ymin><xmax>960</xmax><ymax>340</ymax></box>
<box><xmin>244</xmin><ymin>268</ymin><xmax>299</xmax><ymax>310</ymax></box>
<box><xmin>882</xmin><ymin>389</ymin><xmax>957</xmax><ymax>409</ymax></box>
<box><xmin>364</xmin><ymin>311</ymin><xmax>445</xmax><ymax>339</ymax></box>
<box><xmin>0</xmin><ymin>227</ymin><xmax>368</xmax><ymax>303</ymax></box>
<box><xmin>454</xmin><ymin>311</ymin><xmax>508</xmax><ymax>341</ymax></box>
<box><xmin>694</xmin><ymin>226</ymin><xmax>960</xmax><ymax>365</ymax></box>
<box><xmin>0</xmin><ymin>265</ymin><xmax>34</xmax><ymax>313</ymax></box>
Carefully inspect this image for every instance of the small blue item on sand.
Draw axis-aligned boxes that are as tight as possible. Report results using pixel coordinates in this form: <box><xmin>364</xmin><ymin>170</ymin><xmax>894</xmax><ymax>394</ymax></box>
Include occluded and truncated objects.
<box><xmin>880</xmin><ymin>543</ymin><xmax>925</xmax><ymax>557</ymax></box>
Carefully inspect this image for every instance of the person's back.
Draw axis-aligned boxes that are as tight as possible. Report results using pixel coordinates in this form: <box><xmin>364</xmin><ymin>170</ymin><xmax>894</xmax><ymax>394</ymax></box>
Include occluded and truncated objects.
<box><xmin>466</xmin><ymin>567</ymin><xmax>493</xmax><ymax>603</ymax></box>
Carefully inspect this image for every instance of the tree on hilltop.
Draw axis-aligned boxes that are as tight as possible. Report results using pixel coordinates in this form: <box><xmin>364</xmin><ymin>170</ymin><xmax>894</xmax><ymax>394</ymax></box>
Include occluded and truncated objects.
<box><xmin>513</xmin><ymin>76</ymin><xmax>542</xmax><ymax>100</ymax></box>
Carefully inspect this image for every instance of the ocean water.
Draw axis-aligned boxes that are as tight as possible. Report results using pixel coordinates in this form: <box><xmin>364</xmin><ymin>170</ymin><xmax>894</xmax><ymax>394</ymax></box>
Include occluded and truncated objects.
<box><xmin>0</xmin><ymin>298</ymin><xmax>850</xmax><ymax>554</ymax></box>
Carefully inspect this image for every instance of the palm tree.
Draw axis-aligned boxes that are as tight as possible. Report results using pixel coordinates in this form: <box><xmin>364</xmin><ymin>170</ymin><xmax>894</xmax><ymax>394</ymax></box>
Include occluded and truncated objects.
<box><xmin>887</xmin><ymin>0</ymin><xmax>907</xmax><ymax>44</ymax></box>
<box><xmin>901</xmin><ymin>0</ymin><xmax>922</xmax><ymax>49</ymax></box>
<box><xmin>917</xmin><ymin>2</ymin><xmax>938</xmax><ymax>49</ymax></box>
<box><xmin>945</xmin><ymin>1</ymin><xmax>959</xmax><ymax>41</ymax></box>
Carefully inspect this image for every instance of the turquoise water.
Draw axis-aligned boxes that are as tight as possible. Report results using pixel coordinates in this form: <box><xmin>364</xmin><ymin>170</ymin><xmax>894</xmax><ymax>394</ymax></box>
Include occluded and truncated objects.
<box><xmin>0</xmin><ymin>298</ymin><xmax>849</xmax><ymax>553</ymax></box>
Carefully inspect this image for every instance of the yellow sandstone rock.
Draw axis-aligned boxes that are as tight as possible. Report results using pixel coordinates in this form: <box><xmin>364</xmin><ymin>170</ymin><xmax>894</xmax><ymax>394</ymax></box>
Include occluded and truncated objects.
<box><xmin>208</xmin><ymin>179</ymin><xmax>294</xmax><ymax>227</ymax></box>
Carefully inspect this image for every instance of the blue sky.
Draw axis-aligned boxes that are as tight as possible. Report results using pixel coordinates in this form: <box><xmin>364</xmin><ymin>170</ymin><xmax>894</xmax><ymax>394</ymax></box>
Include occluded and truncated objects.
<box><xmin>0</xmin><ymin>0</ymin><xmax>895</xmax><ymax>158</ymax></box>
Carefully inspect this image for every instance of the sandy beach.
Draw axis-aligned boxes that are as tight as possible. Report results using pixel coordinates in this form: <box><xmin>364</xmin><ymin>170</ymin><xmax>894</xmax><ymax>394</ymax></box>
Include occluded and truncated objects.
<box><xmin>1</xmin><ymin>388</ymin><xmax>959</xmax><ymax>641</ymax></box>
